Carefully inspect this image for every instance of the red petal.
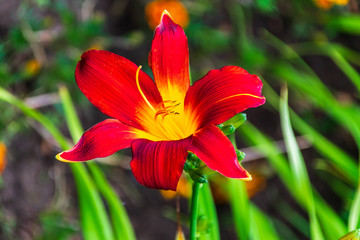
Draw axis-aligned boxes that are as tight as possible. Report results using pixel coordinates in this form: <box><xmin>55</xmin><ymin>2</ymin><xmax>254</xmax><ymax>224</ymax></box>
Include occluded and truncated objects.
<box><xmin>56</xmin><ymin>119</ymin><xmax>137</xmax><ymax>162</ymax></box>
<box><xmin>130</xmin><ymin>137</ymin><xmax>191</xmax><ymax>190</ymax></box>
<box><xmin>185</xmin><ymin>66</ymin><xmax>265</xmax><ymax>128</ymax></box>
<box><xmin>75</xmin><ymin>50</ymin><xmax>162</xmax><ymax>130</ymax></box>
<box><xmin>189</xmin><ymin>125</ymin><xmax>251</xmax><ymax>179</ymax></box>
<box><xmin>149</xmin><ymin>11</ymin><xmax>190</xmax><ymax>102</ymax></box>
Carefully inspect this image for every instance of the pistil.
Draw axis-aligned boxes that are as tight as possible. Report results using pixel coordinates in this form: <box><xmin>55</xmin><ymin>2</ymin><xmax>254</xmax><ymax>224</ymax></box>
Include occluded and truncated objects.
<box><xmin>136</xmin><ymin>65</ymin><xmax>156</xmax><ymax>112</ymax></box>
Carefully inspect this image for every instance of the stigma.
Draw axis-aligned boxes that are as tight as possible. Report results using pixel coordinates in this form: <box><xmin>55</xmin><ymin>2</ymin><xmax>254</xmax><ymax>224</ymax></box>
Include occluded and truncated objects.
<box><xmin>136</xmin><ymin>65</ymin><xmax>156</xmax><ymax>112</ymax></box>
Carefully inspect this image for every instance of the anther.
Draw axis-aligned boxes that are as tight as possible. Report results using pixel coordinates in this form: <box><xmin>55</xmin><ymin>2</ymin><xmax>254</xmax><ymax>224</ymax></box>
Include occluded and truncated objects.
<box><xmin>154</xmin><ymin>99</ymin><xmax>181</xmax><ymax>120</ymax></box>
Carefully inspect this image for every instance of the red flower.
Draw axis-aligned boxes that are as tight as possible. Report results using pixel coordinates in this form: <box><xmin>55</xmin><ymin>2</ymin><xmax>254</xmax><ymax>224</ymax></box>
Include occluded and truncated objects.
<box><xmin>56</xmin><ymin>11</ymin><xmax>265</xmax><ymax>191</ymax></box>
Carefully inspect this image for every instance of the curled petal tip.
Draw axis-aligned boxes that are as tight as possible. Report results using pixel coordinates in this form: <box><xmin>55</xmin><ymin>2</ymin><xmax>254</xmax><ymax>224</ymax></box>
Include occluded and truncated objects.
<box><xmin>159</xmin><ymin>10</ymin><xmax>176</xmax><ymax>27</ymax></box>
<box><xmin>243</xmin><ymin>173</ymin><xmax>252</xmax><ymax>181</ymax></box>
<box><xmin>55</xmin><ymin>152</ymin><xmax>75</xmax><ymax>163</ymax></box>
<box><xmin>161</xmin><ymin>9</ymin><xmax>173</xmax><ymax>20</ymax></box>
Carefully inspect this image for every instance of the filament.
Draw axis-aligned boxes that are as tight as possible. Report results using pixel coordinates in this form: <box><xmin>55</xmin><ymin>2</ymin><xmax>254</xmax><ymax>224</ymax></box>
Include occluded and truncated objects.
<box><xmin>136</xmin><ymin>65</ymin><xmax>156</xmax><ymax>112</ymax></box>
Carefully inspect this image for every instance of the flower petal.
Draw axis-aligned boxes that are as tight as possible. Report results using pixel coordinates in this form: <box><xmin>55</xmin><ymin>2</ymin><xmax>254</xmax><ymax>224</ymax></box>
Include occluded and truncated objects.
<box><xmin>149</xmin><ymin>11</ymin><xmax>190</xmax><ymax>102</ymax></box>
<box><xmin>189</xmin><ymin>124</ymin><xmax>251</xmax><ymax>179</ymax></box>
<box><xmin>75</xmin><ymin>50</ymin><xmax>162</xmax><ymax>129</ymax></box>
<box><xmin>56</xmin><ymin>119</ymin><xmax>137</xmax><ymax>162</ymax></box>
<box><xmin>130</xmin><ymin>137</ymin><xmax>191</xmax><ymax>190</ymax></box>
<box><xmin>185</xmin><ymin>66</ymin><xmax>265</xmax><ymax>128</ymax></box>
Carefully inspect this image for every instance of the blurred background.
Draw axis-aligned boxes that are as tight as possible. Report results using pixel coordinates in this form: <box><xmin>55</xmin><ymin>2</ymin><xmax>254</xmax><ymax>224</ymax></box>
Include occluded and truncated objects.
<box><xmin>1</xmin><ymin>0</ymin><xmax>360</xmax><ymax>239</ymax></box>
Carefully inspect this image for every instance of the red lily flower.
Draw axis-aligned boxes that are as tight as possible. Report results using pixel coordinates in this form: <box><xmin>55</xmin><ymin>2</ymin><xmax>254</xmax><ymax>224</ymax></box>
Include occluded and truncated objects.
<box><xmin>56</xmin><ymin>11</ymin><xmax>265</xmax><ymax>191</ymax></box>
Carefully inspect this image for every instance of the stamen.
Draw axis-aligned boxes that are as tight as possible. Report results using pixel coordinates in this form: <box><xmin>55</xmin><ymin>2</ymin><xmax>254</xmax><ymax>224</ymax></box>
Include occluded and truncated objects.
<box><xmin>136</xmin><ymin>65</ymin><xmax>156</xmax><ymax>112</ymax></box>
<box><xmin>155</xmin><ymin>110</ymin><xmax>180</xmax><ymax>120</ymax></box>
<box><xmin>155</xmin><ymin>110</ymin><xmax>168</xmax><ymax>119</ymax></box>
<box><xmin>161</xmin><ymin>113</ymin><xmax>170</xmax><ymax>121</ymax></box>
<box><xmin>154</xmin><ymin>100</ymin><xmax>180</xmax><ymax>120</ymax></box>
<box><xmin>156</xmin><ymin>100</ymin><xmax>177</xmax><ymax>109</ymax></box>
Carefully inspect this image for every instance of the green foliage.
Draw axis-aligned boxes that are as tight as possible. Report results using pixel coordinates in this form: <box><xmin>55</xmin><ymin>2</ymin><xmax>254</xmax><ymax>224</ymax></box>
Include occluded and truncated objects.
<box><xmin>59</xmin><ymin>86</ymin><xmax>136</xmax><ymax>240</ymax></box>
<box><xmin>187</xmin><ymin>23</ymin><xmax>230</xmax><ymax>53</ymax></box>
<box><xmin>37</xmin><ymin>211</ymin><xmax>79</xmax><ymax>240</ymax></box>
<box><xmin>255</xmin><ymin>0</ymin><xmax>277</xmax><ymax>13</ymax></box>
<box><xmin>280</xmin><ymin>86</ymin><xmax>324</xmax><ymax>240</ymax></box>
<box><xmin>197</xmin><ymin>183</ymin><xmax>220</xmax><ymax>240</ymax></box>
<box><xmin>2</xmin><ymin>0</ymin><xmax>360</xmax><ymax>239</ymax></box>
<box><xmin>328</xmin><ymin>15</ymin><xmax>360</xmax><ymax>35</ymax></box>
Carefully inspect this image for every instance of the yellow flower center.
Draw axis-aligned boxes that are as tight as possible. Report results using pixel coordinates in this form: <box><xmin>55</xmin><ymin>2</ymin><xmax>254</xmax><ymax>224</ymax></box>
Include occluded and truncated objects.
<box><xmin>134</xmin><ymin>66</ymin><xmax>198</xmax><ymax>141</ymax></box>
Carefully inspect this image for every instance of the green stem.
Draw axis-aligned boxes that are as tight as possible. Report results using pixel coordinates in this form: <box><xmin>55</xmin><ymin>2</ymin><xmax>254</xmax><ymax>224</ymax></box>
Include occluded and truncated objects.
<box><xmin>190</xmin><ymin>181</ymin><xmax>201</xmax><ymax>240</ymax></box>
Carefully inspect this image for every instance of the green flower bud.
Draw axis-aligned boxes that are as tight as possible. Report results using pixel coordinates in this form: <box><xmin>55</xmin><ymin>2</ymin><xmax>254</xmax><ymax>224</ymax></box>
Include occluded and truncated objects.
<box><xmin>236</xmin><ymin>149</ymin><xmax>246</xmax><ymax>161</ymax></box>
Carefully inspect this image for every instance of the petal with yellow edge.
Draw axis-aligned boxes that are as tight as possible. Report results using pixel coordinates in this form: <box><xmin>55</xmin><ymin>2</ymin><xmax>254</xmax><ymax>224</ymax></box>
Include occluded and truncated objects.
<box><xmin>149</xmin><ymin>10</ymin><xmax>190</xmax><ymax>103</ymax></box>
<box><xmin>56</xmin><ymin>10</ymin><xmax>266</xmax><ymax>191</ymax></box>
<box><xmin>56</xmin><ymin>119</ymin><xmax>138</xmax><ymax>162</ymax></box>
<box><xmin>75</xmin><ymin>50</ymin><xmax>163</xmax><ymax>130</ymax></box>
<box><xmin>185</xmin><ymin>66</ymin><xmax>265</xmax><ymax>128</ymax></box>
<box><xmin>189</xmin><ymin>125</ymin><xmax>251</xmax><ymax>180</ymax></box>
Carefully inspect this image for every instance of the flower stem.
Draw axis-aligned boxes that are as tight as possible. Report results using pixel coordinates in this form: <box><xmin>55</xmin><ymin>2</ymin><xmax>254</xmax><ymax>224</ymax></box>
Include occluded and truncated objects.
<box><xmin>190</xmin><ymin>181</ymin><xmax>201</xmax><ymax>240</ymax></box>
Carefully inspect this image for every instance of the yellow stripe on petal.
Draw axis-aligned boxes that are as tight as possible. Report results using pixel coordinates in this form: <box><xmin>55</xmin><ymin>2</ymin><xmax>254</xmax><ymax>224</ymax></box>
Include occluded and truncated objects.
<box><xmin>216</xmin><ymin>93</ymin><xmax>265</xmax><ymax>103</ymax></box>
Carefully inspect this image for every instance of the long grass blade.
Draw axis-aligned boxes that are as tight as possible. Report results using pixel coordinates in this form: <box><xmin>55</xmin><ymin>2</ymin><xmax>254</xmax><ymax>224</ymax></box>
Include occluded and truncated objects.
<box><xmin>280</xmin><ymin>86</ymin><xmax>324</xmax><ymax>240</ymax></box>
<box><xmin>59</xmin><ymin>86</ymin><xmax>136</xmax><ymax>240</ymax></box>
<box><xmin>328</xmin><ymin>14</ymin><xmax>360</xmax><ymax>35</ymax></box>
<box><xmin>249</xmin><ymin>204</ymin><xmax>280</xmax><ymax>240</ymax></box>
<box><xmin>228</xmin><ymin>133</ymin><xmax>250</xmax><ymax>239</ymax></box>
<box><xmin>238</xmin><ymin>123</ymin><xmax>347</xmax><ymax>238</ymax></box>
<box><xmin>272</xmin><ymin>62</ymin><xmax>360</xmax><ymax>146</ymax></box>
<box><xmin>197</xmin><ymin>182</ymin><xmax>220</xmax><ymax>240</ymax></box>
<box><xmin>0</xmin><ymin>87</ymin><xmax>68</xmax><ymax>149</ymax></box>
<box><xmin>292</xmin><ymin>42</ymin><xmax>360</xmax><ymax>67</ymax></box>
<box><xmin>228</xmin><ymin>133</ymin><xmax>280</xmax><ymax>240</ymax></box>
<box><xmin>328</xmin><ymin>47</ymin><xmax>360</xmax><ymax>93</ymax></box>
<box><xmin>88</xmin><ymin>163</ymin><xmax>137</xmax><ymax>240</ymax></box>
<box><xmin>263</xmin><ymin>31</ymin><xmax>360</xmax><ymax>148</ymax></box>
<box><xmin>0</xmin><ymin>87</ymin><xmax>115</xmax><ymax>240</ymax></box>
<box><xmin>263</xmin><ymin>81</ymin><xmax>358</xmax><ymax>184</ymax></box>
<box><xmin>228</xmin><ymin>178</ymin><xmax>250</xmax><ymax>239</ymax></box>
<box><xmin>348</xmin><ymin>188</ymin><xmax>360</xmax><ymax>231</ymax></box>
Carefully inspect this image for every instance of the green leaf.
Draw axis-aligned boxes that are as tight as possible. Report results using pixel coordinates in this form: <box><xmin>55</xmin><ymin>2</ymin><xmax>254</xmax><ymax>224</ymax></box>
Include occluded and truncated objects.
<box><xmin>58</xmin><ymin>86</ymin><xmax>83</xmax><ymax>141</ymax></box>
<box><xmin>88</xmin><ymin>163</ymin><xmax>137</xmax><ymax>240</ymax></box>
<box><xmin>349</xmin><ymin>187</ymin><xmax>360</xmax><ymax>231</ymax></box>
<box><xmin>327</xmin><ymin>47</ymin><xmax>360</xmax><ymax>93</ymax></box>
<box><xmin>59</xmin><ymin>86</ymin><xmax>136</xmax><ymax>240</ymax></box>
<box><xmin>238</xmin><ymin>124</ymin><xmax>347</xmax><ymax>238</ymax></box>
<box><xmin>263</xmin><ymin>80</ymin><xmax>358</xmax><ymax>185</ymax></box>
<box><xmin>197</xmin><ymin>183</ymin><xmax>220</xmax><ymax>240</ymax></box>
<box><xmin>250</xmin><ymin>204</ymin><xmax>280</xmax><ymax>240</ymax></box>
<box><xmin>228</xmin><ymin>133</ymin><xmax>280</xmax><ymax>240</ymax></box>
<box><xmin>280</xmin><ymin>86</ymin><xmax>324</xmax><ymax>240</ymax></box>
<box><xmin>38</xmin><ymin>211</ymin><xmax>78</xmax><ymax>240</ymax></box>
<box><xmin>228</xmin><ymin>179</ymin><xmax>250</xmax><ymax>239</ymax></box>
<box><xmin>255</xmin><ymin>0</ymin><xmax>277</xmax><ymax>13</ymax></box>
<box><xmin>328</xmin><ymin>15</ymin><xmax>360</xmax><ymax>35</ymax></box>
<box><xmin>0</xmin><ymin>86</ymin><xmax>115</xmax><ymax>240</ymax></box>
